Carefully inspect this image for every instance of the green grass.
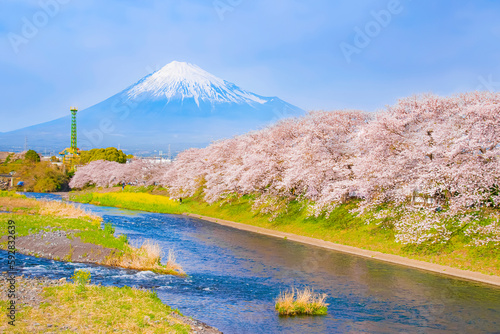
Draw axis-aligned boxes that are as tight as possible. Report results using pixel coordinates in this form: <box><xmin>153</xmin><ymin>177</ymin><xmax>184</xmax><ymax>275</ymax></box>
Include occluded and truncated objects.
<box><xmin>0</xmin><ymin>191</ymin><xmax>25</xmax><ymax>198</ymax></box>
<box><xmin>71</xmin><ymin>192</ymin><xmax>182</xmax><ymax>214</ymax></box>
<box><xmin>0</xmin><ymin>194</ymin><xmax>185</xmax><ymax>275</ymax></box>
<box><xmin>0</xmin><ymin>213</ymin><xmax>130</xmax><ymax>254</ymax></box>
<box><xmin>71</xmin><ymin>189</ymin><xmax>500</xmax><ymax>277</ymax></box>
<box><xmin>0</xmin><ymin>192</ymin><xmax>129</xmax><ymax>252</ymax></box>
<box><xmin>0</xmin><ymin>283</ymin><xmax>190</xmax><ymax>333</ymax></box>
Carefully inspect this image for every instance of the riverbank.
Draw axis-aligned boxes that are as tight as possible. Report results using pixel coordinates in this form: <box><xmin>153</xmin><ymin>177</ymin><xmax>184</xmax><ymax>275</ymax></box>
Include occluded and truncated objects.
<box><xmin>70</xmin><ymin>190</ymin><xmax>500</xmax><ymax>286</ymax></box>
<box><xmin>185</xmin><ymin>213</ymin><xmax>500</xmax><ymax>287</ymax></box>
<box><xmin>0</xmin><ymin>192</ymin><xmax>184</xmax><ymax>275</ymax></box>
<box><xmin>0</xmin><ymin>275</ymin><xmax>221</xmax><ymax>333</ymax></box>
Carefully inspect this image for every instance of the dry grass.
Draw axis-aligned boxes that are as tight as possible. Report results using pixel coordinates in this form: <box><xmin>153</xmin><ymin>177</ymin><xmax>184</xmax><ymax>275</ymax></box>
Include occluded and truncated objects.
<box><xmin>38</xmin><ymin>200</ymin><xmax>101</xmax><ymax>221</ymax></box>
<box><xmin>275</xmin><ymin>287</ymin><xmax>328</xmax><ymax>316</ymax></box>
<box><xmin>166</xmin><ymin>249</ymin><xmax>184</xmax><ymax>273</ymax></box>
<box><xmin>105</xmin><ymin>239</ymin><xmax>185</xmax><ymax>276</ymax></box>
<box><xmin>0</xmin><ymin>196</ymin><xmax>39</xmax><ymax>214</ymax></box>
<box><xmin>1</xmin><ymin>194</ymin><xmax>183</xmax><ymax>276</ymax></box>
<box><xmin>0</xmin><ymin>196</ymin><xmax>101</xmax><ymax>222</ymax></box>
<box><xmin>0</xmin><ymin>283</ymin><xmax>190</xmax><ymax>333</ymax></box>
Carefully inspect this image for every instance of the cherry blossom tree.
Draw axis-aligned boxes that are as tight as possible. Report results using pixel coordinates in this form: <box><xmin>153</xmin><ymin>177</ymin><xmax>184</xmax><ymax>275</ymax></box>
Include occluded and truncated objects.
<box><xmin>354</xmin><ymin>92</ymin><xmax>500</xmax><ymax>214</ymax></box>
<box><xmin>70</xmin><ymin>91</ymin><xmax>500</xmax><ymax>245</ymax></box>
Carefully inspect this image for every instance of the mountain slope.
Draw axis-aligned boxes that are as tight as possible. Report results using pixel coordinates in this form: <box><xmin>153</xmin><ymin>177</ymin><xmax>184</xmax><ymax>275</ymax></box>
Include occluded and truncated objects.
<box><xmin>0</xmin><ymin>62</ymin><xmax>305</xmax><ymax>154</ymax></box>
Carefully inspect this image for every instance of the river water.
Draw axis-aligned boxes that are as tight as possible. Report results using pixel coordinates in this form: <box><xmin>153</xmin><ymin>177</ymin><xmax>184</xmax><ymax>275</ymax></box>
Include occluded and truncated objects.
<box><xmin>1</xmin><ymin>192</ymin><xmax>499</xmax><ymax>333</ymax></box>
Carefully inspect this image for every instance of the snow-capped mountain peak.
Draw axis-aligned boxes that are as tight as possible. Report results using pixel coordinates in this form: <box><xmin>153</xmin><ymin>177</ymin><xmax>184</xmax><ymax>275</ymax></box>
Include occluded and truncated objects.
<box><xmin>126</xmin><ymin>61</ymin><xmax>267</xmax><ymax>106</ymax></box>
<box><xmin>0</xmin><ymin>60</ymin><xmax>305</xmax><ymax>153</ymax></box>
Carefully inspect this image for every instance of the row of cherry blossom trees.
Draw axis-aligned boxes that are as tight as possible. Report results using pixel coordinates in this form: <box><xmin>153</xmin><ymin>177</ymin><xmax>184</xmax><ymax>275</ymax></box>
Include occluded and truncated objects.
<box><xmin>69</xmin><ymin>159</ymin><xmax>164</xmax><ymax>189</ymax></box>
<box><xmin>70</xmin><ymin>92</ymin><xmax>500</xmax><ymax>245</ymax></box>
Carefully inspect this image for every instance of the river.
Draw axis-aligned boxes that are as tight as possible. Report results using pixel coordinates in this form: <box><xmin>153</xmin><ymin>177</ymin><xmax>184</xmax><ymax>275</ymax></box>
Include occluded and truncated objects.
<box><xmin>1</xmin><ymin>192</ymin><xmax>499</xmax><ymax>333</ymax></box>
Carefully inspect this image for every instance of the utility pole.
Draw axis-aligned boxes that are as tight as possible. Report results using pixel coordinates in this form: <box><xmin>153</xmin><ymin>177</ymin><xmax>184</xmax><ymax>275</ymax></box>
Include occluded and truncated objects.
<box><xmin>24</xmin><ymin>136</ymin><xmax>28</xmax><ymax>151</ymax></box>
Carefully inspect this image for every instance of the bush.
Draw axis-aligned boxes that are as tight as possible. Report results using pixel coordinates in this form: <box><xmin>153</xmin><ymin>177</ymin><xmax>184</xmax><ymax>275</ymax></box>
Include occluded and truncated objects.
<box><xmin>24</xmin><ymin>149</ymin><xmax>41</xmax><ymax>163</ymax></box>
<box><xmin>103</xmin><ymin>223</ymin><xmax>115</xmax><ymax>236</ymax></box>
<box><xmin>71</xmin><ymin>269</ymin><xmax>91</xmax><ymax>293</ymax></box>
<box><xmin>34</xmin><ymin>177</ymin><xmax>60</xmax><ymax>193</ymax></box>
<box><xmin>18</xmin><ymin>161</ymin><xmax>68</xmax><ymax>192</ymax></box>
<box><xmin>80</xmin><ymin>147</ymin><xmax>127</xmax><ymax>165</ymax></box>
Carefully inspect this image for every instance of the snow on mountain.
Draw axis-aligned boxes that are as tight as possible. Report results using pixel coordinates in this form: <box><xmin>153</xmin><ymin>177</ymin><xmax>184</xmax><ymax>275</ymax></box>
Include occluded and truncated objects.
<box><xmin>127</xmin><ymin>61</ymin><xmax>267</xmax><ymax>107</ymax></box>
<box><xmin>0</xmin><ymin>61</ymin><xmax>305</xmax><ymax>154</ymax></box>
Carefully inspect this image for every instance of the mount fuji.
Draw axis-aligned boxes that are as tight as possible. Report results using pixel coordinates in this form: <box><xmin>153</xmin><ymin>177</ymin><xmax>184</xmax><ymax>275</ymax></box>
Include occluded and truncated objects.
<box><xmin>0</xmin><ymin>61</ymin><xmax>304</xmax><ymax>154</ymax></box>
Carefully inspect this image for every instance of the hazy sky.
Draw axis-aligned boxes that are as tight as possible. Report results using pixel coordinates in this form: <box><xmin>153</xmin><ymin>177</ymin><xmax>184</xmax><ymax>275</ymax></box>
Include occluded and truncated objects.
<box><xmin>1</xmin><ymin>0</ymin><xmax>500</xmax><ymax>132</ymax></box>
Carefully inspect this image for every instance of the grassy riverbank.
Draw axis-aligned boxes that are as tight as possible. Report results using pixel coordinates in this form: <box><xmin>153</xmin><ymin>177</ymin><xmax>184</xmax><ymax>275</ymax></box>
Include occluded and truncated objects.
<box><xmin>0</xmin><ymin>276</ymin><xmax>191</xmax><ymax>333</ymax></box>
<box><xmin>74</xmin><ymin>191</ymin><xmax>183</xmax><ymax>214</ymax></box>
<box><xmin>71</xmin><ymin>189</ymin><xmax>500</xmax><ymax>277</ymax></box>
<box><xmin>0</xmin><ymin>191</ymin><xmax>184</xmax><ymax>275</ymax></box>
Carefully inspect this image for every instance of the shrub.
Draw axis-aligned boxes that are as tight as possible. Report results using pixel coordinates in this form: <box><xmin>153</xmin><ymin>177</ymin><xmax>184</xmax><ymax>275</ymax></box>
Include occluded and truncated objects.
<box><xmin>17</xmin><ymin>161</ymin><xmax>68</xmax><ymax>192</ymax></box>
<box><xmin>24</xmin><ymin>149</ymin><xmax>41</xmax><ymax>163</ymax></box>
<box><xmin>80</xmin><ymin>147</ymin><xmax>127</xmax><ymax>165</ymax></box>
<box><xmin>103</xmin><ymin>222</ymin><xmax>115</xmax><ymax>236</ymax></box>
<box><xmin>71</xmin><ymin>269</ymin><xmax>91</xmax><ymax>293</ymax></box>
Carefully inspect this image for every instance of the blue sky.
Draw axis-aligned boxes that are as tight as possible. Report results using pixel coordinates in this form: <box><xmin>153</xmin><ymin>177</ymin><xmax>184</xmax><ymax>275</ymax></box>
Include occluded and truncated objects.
<box><xmin>1</xmin><ymin>0</ymin><xmax>500</xmax><ymax>132</ymax></box>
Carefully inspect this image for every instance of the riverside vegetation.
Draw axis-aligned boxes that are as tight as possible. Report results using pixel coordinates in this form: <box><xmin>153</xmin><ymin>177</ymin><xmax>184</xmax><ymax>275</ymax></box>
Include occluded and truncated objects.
<box><xmin>0</xmin><ymin>151</ymin><xmax>69</xmax><ymax>192</ymax></box>
<box><xmin>0</xmin><ymin>191</ymin><xmax>184</xmax><ymax>275</ymax></box>
<box><xmin>0</xmin><ymin>272</ymin><xmax>192</xmax><ymax>333</ymax></box>
<box><xmin>0</xmin><ymin>147</ymin><xmax>130</xmax><ymax>193</ymax></box>
<box><xmin>68</xmin><ymin>93</ymin><xmax>500</xmax><ymax>278</ymax></box>
<box><xmin>275</xmin><ymin>288</ymin><xmax>328</xmax><ymax>316</ymax></box>
<box><xmin>71</xmin><ymin>188</ymin><xmax>500</xmax><ymax>277</ymax></box>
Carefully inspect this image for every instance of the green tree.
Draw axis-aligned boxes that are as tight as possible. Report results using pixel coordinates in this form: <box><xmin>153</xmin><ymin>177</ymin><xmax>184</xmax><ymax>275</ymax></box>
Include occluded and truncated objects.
<box><xmin>18</xmin><ymin>161</ymin><xmax>69</xmax><ymax>192</ymax></box>
<box><xmin>80</xmin><ymin>147</ymin><xmax>127</xmax><ymax>165</ymax></box>
<box><xmin>24</xmin><ymin>149</ymin><xmax>40</xmax><ymax>163</ymax></box>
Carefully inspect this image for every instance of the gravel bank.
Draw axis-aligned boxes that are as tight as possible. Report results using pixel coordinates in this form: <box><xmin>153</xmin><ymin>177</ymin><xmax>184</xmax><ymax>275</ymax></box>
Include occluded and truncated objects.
<box><xmin>0</xmin><ymin>229</ymin><xmax>115</xmax><ymax>264</ymax></box>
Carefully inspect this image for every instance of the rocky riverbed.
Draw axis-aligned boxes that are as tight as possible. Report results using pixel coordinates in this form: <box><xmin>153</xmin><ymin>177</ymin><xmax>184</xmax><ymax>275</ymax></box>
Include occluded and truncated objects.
<box><xmin>0</xmin><ymin>229</ymin><xmax>115</xmax><ymax>264</ymax></box>
<box><xmin>0</xmin><ymin>274</ymin><xmax>67</xmax><ymax>309</ymax></box>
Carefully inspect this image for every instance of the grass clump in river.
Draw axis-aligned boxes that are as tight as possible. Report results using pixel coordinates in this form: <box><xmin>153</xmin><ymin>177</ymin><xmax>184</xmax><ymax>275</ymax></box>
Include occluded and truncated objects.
<box><xmin>275</xmin><ymin>287</ymin><xmax>328</xmax><ymax>316</ymax></box>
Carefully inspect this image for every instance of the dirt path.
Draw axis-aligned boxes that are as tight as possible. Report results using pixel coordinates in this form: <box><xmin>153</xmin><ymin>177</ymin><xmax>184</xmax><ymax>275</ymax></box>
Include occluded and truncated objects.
<box><xmin>183</xmin><ymin>213</ymin><xmax>500</xmax><ymax>287</ymax></box>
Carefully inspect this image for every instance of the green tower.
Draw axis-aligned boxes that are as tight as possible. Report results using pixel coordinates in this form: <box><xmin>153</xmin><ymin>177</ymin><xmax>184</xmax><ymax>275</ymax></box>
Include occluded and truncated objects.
<box><xmin>70</xmin><ymin>107</ymin><xmax>78</xmax><ymax>150</ymax></box>
<box><xmin>59</xmin><ymin>106</ymin><xmax>80</xmax><ymax>169</ymax></box>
